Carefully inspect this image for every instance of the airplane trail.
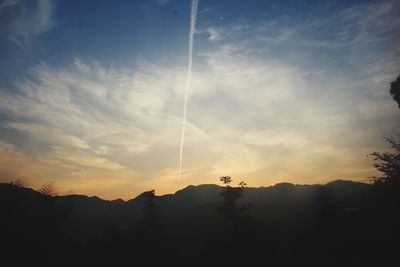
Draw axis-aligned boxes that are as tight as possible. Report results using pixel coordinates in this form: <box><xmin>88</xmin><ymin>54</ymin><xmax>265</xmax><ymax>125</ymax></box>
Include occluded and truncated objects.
<box><xmin>178</xmin><ymin>0</ymin><xmax>199</xmax><ymax>183</ymax></box>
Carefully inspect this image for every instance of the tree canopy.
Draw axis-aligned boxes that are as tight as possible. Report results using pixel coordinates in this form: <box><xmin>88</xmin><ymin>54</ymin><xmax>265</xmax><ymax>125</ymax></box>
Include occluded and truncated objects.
<box><xmin>390</xmin><ymin>75</ymin><xmax>400</xmax><ymax>108</ymax></box>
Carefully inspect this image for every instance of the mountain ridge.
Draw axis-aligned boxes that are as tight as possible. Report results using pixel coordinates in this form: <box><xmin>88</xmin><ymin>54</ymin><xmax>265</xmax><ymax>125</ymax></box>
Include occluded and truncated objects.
<box><xmin>0</xmin><ymin>179</ymin><xmax>370</xmax><ymax>202</ymax></box>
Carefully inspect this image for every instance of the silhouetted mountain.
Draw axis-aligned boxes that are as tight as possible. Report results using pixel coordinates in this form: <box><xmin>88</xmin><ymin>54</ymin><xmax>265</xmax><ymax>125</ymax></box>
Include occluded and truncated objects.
<box><xmin>1</xmin><ymin>180</ymin><xmax>398</xmax><ymax>267</ymax></box>
<box><xmin>0</xmin><ymin>180</ymin><xmax>371</xmax><ymax>239</ymax></box>
<box><xmin>1</xmin><ymin>179</ymin><xmax>369</xmax><ymax>209</ymax></box>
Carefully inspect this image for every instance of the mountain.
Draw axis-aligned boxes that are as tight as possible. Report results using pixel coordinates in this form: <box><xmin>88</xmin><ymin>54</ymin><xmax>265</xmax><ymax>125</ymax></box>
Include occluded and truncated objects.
<box><xmin>0</xmin><ymin>180</ymin><xmax>372</xmax><ymax>237</ymax></box>
<box><xmin>0</xmin><ymin>180</ymin><xmax>372</xmax><ymax>217</ymax></box>
<box><xmin>4</xmin><ymin>180</ymin><xmax>394</xmax><ymax>267</ymax></box>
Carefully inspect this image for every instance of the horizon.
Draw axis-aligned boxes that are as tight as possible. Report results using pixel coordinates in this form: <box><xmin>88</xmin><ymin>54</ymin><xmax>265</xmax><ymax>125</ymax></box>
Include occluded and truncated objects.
<box><xmin>0</xmin><ymin>0</ymin><xmax>399</xmax><ymax>200</ymax></box>
<box><xmin>5</xmin><ymin>178</ymin><xmax>369</xmax><ymax>201</ymax></box>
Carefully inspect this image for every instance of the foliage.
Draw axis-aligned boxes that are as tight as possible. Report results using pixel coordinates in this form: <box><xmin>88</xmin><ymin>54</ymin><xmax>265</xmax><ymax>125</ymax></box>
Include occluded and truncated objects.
<box><xmin>141</xmin><ymin>189</ymin><xmax>159</xmax><ymax>227</ymax></box>
<box><xmin>138</xmin><ymin>189</ymin><xmax>162</xmax><ymax>258</ymax></box>
<box><xmin>369</xmin><ymin>134</ymin><xmax>400</xmax><ymax>187</ymax></box>
<box><xmin>390</xmin><ymin>74</ymin><xmax>400</xmax><ymax>108</ymax></box>
<box><xmin>220</xmin><ymin>176</ymin><xmax>232</xmax><ymax>185</ymax></box>
<box><xmin>38</xmin><ymin>182</ymin><xmax>57</xmax><ymax>197</ymax></box>
<box><xmin>217</xmin><ymin>176</ymin><xmax>253</xmax><ymax>228</ymax></box>
<box><xmin>10</xmin><ymin>179</ymin><xmax>27</xmax><ymax>188</ymax></box>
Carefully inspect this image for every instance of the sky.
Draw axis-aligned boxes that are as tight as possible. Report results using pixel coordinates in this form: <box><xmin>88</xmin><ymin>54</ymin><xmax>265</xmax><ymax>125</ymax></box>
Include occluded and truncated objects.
<box><xmin>0</xmin><ymin>0</ymin><xmax>399</xmax><ymax>199</ymax></box>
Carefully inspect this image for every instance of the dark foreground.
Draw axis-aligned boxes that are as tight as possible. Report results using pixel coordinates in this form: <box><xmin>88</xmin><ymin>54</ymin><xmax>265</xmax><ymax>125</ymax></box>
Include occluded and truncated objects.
<box><xmin>1</xmin><ymin>180</ymin><xmax>399</xmax><ymax>267</ymax></box>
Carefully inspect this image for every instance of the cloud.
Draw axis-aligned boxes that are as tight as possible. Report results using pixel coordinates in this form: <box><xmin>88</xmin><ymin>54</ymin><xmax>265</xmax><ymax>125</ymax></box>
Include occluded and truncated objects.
<box><xmin>206</xmin><ymin>27</ymin><xmax>221</xmax><ymax>41</ymax></box>
<box><xmin>217</xmin><ymin>0</ymin><xmax>399</xmax><ymax>63</ymax></box>
<box><xmin>0</xmin><ymin>43</ymin><xmax>396</xmax><ymax>198</ymax></box>
<box><xmin>0</xmin><ymin>0</ymin><xmax>19</xmax><ymax>9</ymax></box>
<box><xmin>197</xmin><ymin>7</ymin><xmax>213</xmax><ymax>15</ymax></box>
<box><xmin>157</xmin><ymin>0</ymin><xmax>171</xmax><ymax>6</ymax></box>
<box><xmin>0</xmin><ymin>58</ymin><xmax>202</xmax><ymax>197</ymax></box>
<box><xmin>0</xmin><ymin>1</ymin><xmax>398</xmax><ymax>198</ymax></box>
<box><xmin>0</xmin><ymin>0</ymin><xmax>54</xmax><ymax>46</ymax></box>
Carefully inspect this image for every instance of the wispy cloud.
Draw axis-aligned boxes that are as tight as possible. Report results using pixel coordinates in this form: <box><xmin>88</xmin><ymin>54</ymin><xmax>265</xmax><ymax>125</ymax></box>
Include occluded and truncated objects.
<box><xmin>157</xmin><ymin>0</ymin><xmax>171</xmax><ymax>6</ymax></box>
<box><xmin>0</xmin><ymin>0</ymin><xmax>398</xmax><ymax>198</ymax></box>
<box><xmin>0</xmin><ymin>0</ymin><xmax>19</xmax><ymax>9</ymax></box>
<box><xmin>206</xmin><ymin>27</ymin><xmax>221</xmax><ymax>42</ymax></box>
<box><xmin>213</xmin><ymin>0</ymin><xmax>399</xmax><ymax>58</ymax></box>
<box><xmin>0</xmin><ymin>0</ymin><xmax>54</xmax><ymax>47</ymax></box>
<box><xmin>0</xmin><ymin>41</ymin><xmax>396</xmax><ymax>198</ymax></box>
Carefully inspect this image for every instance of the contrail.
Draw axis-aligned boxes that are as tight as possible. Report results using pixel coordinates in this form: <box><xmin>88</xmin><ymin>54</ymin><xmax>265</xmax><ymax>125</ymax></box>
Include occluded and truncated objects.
<box><xmin>178</xmin><ymin>0</ymin><xmax>199</xmax><ymax>183</ymax></box>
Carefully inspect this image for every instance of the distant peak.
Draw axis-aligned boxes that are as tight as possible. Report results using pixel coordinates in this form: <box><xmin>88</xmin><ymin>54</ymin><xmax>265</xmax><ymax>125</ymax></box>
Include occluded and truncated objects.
<box><xmin>273</xmin><ymin>182</ymin><xmax>295</xmax><ymax>188</ymax></box>
<box><xmin>326</xmin><ymin>179</ymin><xmax>358</xmax><ymax>186</ymax></box>
<box><xmin>178</xmin><ymin>184</ymin><xmax>220</xmax><ymax>192</ymax></box>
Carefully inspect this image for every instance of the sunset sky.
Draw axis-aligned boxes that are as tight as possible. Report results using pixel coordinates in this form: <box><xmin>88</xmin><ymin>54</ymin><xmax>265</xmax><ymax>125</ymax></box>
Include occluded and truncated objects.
<box><xmin>0</xmin><ymin>0</ymin><xmax>399</xmax><ymax>199</ymax></box>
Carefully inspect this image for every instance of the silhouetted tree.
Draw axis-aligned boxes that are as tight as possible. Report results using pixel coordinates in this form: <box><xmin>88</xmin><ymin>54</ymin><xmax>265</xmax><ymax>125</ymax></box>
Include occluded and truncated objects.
<box><xmin>27</xmin><ymin>181</ymin><xmax>72</xmax><ymax>266</ymax></box>
<box><xmin>138</xmin><ymin>189</ymin><xmax>162</xmax><ymax>257</ymax></box>
<box><xmin>368</xmin><ymin>134</ymin><xmax>400</xmax><ymax>264</ymax></box>
<box><xmin>141</xmin><ymin>190</ymin><xmax>159</xmax><ymax>227</ymax></box>
<box><xmin>38</xmin><ymin>182</ymin><xmax>57</xmax><ymax>197</ymax></box>
<box><xmin>370</xmin><ymin>134</ymin><xmax>400</xmax><ymax>188</ymax></box>
<box><xmin>10</xmin><ymin>179</ymin><xmax>27</xmax><ymax>188</ymax></box>
<box><xmin>390</xmin><ymin>75</ymin><xmax>400</xmax><ymax>108</ymax></box>
<box><xmin>216</xmin><ymin>176</ymin><xmax>254</xmax><ymax>261</ymax></box>
<box><xmin>217</xmin><ymin>176</ymin><xmax>253</xmax><ymax>228</ymax></box>
<box><xmin>220</xmin><ymin>176</ymin><xmax>232</xmax><ymax>185</ymax></box>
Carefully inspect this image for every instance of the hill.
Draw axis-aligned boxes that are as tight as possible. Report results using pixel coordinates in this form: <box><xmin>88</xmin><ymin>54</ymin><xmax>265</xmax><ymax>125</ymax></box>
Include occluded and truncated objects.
<box><xmin>2</xmin><ymin>180</ymin><xmax>398</xmax><ymax>267</ymax></box>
